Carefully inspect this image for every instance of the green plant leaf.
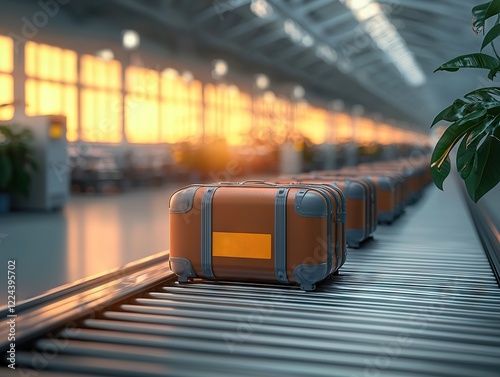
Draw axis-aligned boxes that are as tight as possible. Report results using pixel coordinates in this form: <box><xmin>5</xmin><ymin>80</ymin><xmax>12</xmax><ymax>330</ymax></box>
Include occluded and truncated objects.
<box><xmin>485</xmin><ymin>102</ymin><xmax>500</xmax><ymax>115</ymax></box>
<box><xmin>457</xmin><ymin>130</ymin><xmax>483</xmax><ymax>180</ymax></box>
<box><xmin>435</xmin><ymin>53</ymin><xmax>499</xmax><ymax>73</ymax></box>
<box><xmin>0</xmin><ymin>124</ymin><xmax>36</xmax><ymax>197</ymax></box>
<box><xmin>464</xmin><ymin>87</ymin><xmax>500</xmax><ymax>101</ymax></box>
<box><xmin>431</xmin><ymin>99</ymin><xmax>476</xmax><ymax>127</ymax></box>
<box><xmin>481</xmin><ymin>24</ymin><xmax>500</xmax><ymax>50</ymax></box>
<box><xmin>431</xmin><ymin>156</ymin><xmax>451</xmax><ymax>190</ymax></box>
<box><xmin>468</xmin><ymin>114</ymin><xmax>500</xmax><ymax>145</ymax></box>
<box><xmin>457</xmin><ymin>134</ymin><xmax>476</xmax><ymax>180</ymax></box>
<box><xmin>8</xmin><ymin>165</ymin><xmax>30</xmax><ymax>198</ymax></box>
<box><xmin>473</xmin><ymin>2</ymin><xmax>489</xmax><ymax>33</ymax></box>
<box><xmin>473</xmin><ymin>0</ymin><xmax>500</xmax><ymax>33</ymax></box>
<box><xmin>430</xmin><ymin>108</ymin><xmax>488</xmax><ymax>189</ymax></box>
<box><xmin>431</xmin><ymin>105</ymin><xmax>453</xmax><ymax>127</ymax></box>
<box><xmin>26</xmin><ymin>156</ymin><xmax>38</xmax><ymax>171</ymax></box>
<box><xmin>488</xmin><ymin>66</ymin><xmax>500</xmax><ymax>79</ymax></box>
<box><xmin>0</xmin><ymin>151</ymin><xmax>12</xmax><ymax>190</ymax></box>
<box><xmin>464</xmin><ymin>127</ymin><xmax>500</xmax><ymax>202</ymax></box>
<box><xmin>461</xmin><ymin>155</ymin><xmax>475</xmax><ymax>181</ymax></box>
<box><xmin>481</xmin><ymin>100</ymin><xmax>500</xmax><ymax>108</ymax></box>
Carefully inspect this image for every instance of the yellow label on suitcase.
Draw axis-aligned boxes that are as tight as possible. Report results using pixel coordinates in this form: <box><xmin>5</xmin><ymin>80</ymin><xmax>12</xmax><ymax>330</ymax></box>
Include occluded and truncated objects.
<box><xmin>212</xmin><ymin>232</ymin><xmax>272</xmax><ymax>259</ymax></box>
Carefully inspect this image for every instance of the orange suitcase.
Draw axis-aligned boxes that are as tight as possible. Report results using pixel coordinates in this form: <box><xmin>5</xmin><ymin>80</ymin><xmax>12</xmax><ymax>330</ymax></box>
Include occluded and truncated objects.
<box><xmin>314</xmin><ymin>175</ymin><xmax>378</xmax><ymax>236</ymax></box>
<box><xmin>358</xmin><ymin>161</ymin><xmax>427</xmax><ymax>204</ymax></box>
<box><xmin>329</xmin><ymin>170</ymin><xmax>401</xmax><ymax>224</ymax></box>
<box><xmin>169</xmin><ymin>181</ymin><xmax>346</xmax><ymax>291</ymax></box>
<box><xmin>340</xmin><ymin>168</ymin><xmax>408</xmax><ymax>218</ymax></box>
<box><xmin>276</xmin><ymin>176</ymin><xmax>374</xmax><ymax>248</ymax></box>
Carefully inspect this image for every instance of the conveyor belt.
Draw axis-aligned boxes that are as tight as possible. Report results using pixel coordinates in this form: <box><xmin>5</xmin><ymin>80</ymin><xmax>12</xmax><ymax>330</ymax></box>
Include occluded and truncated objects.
<box><xmin>3</xmin><ymin>182</ymin><xmax>500</xmax><ymax>376</ymax></box>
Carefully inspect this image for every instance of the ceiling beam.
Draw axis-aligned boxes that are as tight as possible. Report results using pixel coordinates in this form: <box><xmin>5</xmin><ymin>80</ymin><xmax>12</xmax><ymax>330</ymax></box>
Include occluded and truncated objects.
<box><xmin>248</xmin><ymin>28</ymin><xmax>287</xmax><ymax>49</ymax></box>
<box><xmin>294</xmin><ymin>53</ymin><xmax>327</xmax><ymax>69</ymax></box>
<box><xmin>103</xmin><ymin>0</ymin><xmax>429</xmax><ymax>127</ymax></box>
<box><xmin>106</xmin><ymin>0</ymin><xmax>188</xmax><ymax>29</ymax></box>
<box><xmin>273</xmin><ymin>43</ymin><xmax>308</xmax><ymax>61</ymax></box>
<box><xmin>225</xmin><ymin>13</ymin><xmax>279</xmax><ymax>40</ymax></box>
<box><xmin>192</xmin><ymin>0</ymin><xmax>251</xmax><ymax>24</ymax></box>
<box><xmin>315</xmin><ymin>12</ymin><xmax>354</xmax><ymax>31</ymax></box>
<box><xmin>295</xmin><ymin>0</ymin><xmax>332</xmax><ymax>15</ymax></box>
<box><xmin>378</xmin><ymin>0</ymin><xmax>468</xmax><ymax>20</ymax></box>
<box><xmin>271</xmin><ymin>0</ymin><xmax>426</xmax><ymax>124</ymax></box>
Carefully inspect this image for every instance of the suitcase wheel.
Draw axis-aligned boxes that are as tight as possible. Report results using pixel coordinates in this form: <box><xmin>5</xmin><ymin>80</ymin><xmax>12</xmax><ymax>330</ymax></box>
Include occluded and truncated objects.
<box><xmin>300</xmin><ymin>283</ymin><xmax>316</xmax><ymax>292</ymax></box>
<box><xmin>170</xmin><ymin>257</ymin><xmax>197</xmax><ymax>283</ymax></box>
<box><xmin>326</xmin><ymin>270</ymin><xmax>340</xmax><ymax>280</ymax></box>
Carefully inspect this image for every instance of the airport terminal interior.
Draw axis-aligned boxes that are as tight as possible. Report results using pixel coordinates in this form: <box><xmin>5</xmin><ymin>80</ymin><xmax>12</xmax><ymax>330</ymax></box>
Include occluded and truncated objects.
<box><xmin>0</xmin><ymin>0</ymin><xmax>499</xmax><ymax>376</ymax></box>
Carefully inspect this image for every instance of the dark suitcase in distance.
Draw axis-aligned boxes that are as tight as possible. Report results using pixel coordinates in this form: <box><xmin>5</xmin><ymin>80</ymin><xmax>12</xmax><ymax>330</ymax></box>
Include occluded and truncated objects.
<box><xmin>169</xmin><ymin>181</ymin><xmax>346</xmax><ymax>291</ymax></box>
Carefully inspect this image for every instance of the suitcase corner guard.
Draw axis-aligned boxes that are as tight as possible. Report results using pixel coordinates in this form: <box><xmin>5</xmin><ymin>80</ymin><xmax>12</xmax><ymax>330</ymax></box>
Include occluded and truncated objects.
<box><xmin>169</xmin><ymin>186</ymin><xmax>198</xmax><ymax>213</ymax></box>
<box><xmin>169</xmin><ymin>257</ymin><xmax>197</xmax><ymax>283</ymax></box>
<box><xmin>294</xmin><ymin>189</ymin><xmax>328</xmax><ymax>217</ymax></box>
<box><xmin>293</xmin><ymin>262</ymin><xmax>329</xmax><ymax>291</ymax></box>
<box><xmin>346</xmin><ymin>229</ymin><xmax>365</xmax><ymax>248</ymax></box>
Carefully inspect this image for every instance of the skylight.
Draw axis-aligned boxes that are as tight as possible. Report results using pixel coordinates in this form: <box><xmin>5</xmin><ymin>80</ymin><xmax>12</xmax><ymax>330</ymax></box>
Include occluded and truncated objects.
<box><xmin>341</xmin><ymin>0</ymin><xmax>426</xmax><ymax>86</ymax></box>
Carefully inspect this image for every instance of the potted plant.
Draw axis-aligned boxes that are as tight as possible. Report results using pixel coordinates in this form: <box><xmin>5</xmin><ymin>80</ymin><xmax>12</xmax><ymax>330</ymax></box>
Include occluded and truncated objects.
<box><xmin>0</xmin><ymin>138</ymin><xmax>12</xmax><ymax>213</ymax></box>
<box><xmin>0</xmin><ymin>124</ymin><xmax>37</xmax><ymax>212</ymax></box>
<box><xmin>430</xmin><ymin>0</ymin><xmax>500</xmax><ymax>202</ymax></box>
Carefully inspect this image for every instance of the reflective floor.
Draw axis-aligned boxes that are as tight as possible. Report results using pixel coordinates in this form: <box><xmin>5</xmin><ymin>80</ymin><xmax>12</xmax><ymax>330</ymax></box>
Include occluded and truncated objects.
<box><xmin>0</xmin><ymin>184</ymin><xmax>183</xmax><ymax>305</ymax></box>
<box><xmin>0</xmin><ymin>177</ymin><xmax>494</xmax><ymax>307</ymax></box>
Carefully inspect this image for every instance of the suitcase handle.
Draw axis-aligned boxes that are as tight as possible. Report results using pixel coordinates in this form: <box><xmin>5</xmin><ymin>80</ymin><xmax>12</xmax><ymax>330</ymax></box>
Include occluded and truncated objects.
<box><xmin>216</xmin><ymin>181</ymin><xmax>277</xmax><ymax>186</ymax></box>
<box><xmin>240</xmin><ymin>180</ymin><xmax>277</xmax><ymax>186</ymax></box>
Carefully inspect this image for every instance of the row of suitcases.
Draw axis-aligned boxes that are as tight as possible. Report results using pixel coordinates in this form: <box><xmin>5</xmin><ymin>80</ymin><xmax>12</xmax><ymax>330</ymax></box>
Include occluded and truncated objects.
<box><xmin>169</xmin><ymin>157</ymin><xmax>432</xmax><ymax>291</ymax></box>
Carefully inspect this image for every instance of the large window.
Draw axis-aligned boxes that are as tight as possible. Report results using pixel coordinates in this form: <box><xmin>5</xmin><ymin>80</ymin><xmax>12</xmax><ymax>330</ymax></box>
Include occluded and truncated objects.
<box><xmin>252</xmin><ymin>94</ymin><xmax>292</xmax><ymax>144</ymax></box>
<box><xmin>161</xmin><ymin>70</ymin><xmax>203</xmax><ymax>143</ymax></box>
<box><xmin>297</xmin><ymin>104</ymin><xmax>328</xmax><ymax>145</ymax></box>
<box><xmin>25</xmin><ymin>42</ymin><xmax>78</xmax><ymax>140</ymax></box>
<box><xmin>125</xmin><ymin>66</ymin><xmax>160</xmax><ymax>143</ymax></box>
<box><xmin>80</xmin><ymin>55</ymin><xmax>122</xmax><ymax>143</ymax></box>
<box><xmin>204</xmin><ymin>83</ymin><xmax>252</xmax><ymax>145</ymax></box>
<box><xmin>378</xmin><ymin>123</ymin><xmax>395</xmax><ymax>145</ymax></box>
<box><xmin>222</xmin><ymin>85</ymin><xmax>252</xmax><ymax>146</ymax></box>
<box><xmin>0</xmin><ymin>35</ymin><xmax>14</xmax><ymax>121</ymax></box>
<box><xmin>332</xmin><ymin>113</ymin><xmax>353</xmax><ymax>144</ymax></box>
<box><xmin>356</xmin><ymin>117</ymin><xmax>376</xmax><ymax>146</ymax></box>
